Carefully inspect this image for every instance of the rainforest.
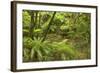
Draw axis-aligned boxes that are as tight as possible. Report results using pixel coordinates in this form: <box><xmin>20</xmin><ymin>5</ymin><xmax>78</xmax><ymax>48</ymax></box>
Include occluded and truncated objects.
<box><xmin>22</xmin><ymin>10</ymin><xmax>91</xmax><ymax>62</ymax></box>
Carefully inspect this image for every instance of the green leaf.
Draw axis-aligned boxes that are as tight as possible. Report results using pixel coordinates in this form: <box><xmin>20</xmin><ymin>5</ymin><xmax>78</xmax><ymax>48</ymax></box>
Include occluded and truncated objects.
<box><xmin>34</xmin><ymin>29</ymin><xmax>42</xmax><ymax>32</ymax></box>
<box><xmin>30</xmin><ymin>48</ymin><xmax>35</xmax><ymax>60</ymax></box>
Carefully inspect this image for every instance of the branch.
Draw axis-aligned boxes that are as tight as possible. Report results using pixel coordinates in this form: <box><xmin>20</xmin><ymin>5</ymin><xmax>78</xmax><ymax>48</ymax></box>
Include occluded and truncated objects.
<box><xmin>42</xmin><ymin>12</ymin><xmax>56</xmax><ymax>42</ymax></box>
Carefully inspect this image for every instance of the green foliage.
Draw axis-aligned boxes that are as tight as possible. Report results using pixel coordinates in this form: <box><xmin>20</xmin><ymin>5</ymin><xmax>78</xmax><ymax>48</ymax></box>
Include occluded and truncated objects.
<box><xmin>60</xmin><ymin>26</ymin><xmax>68</xmax><ymax>30</ymax></box>
<box><xmin>23</xmin><ymin>37</ymin><xmax>33</xmax><ymax>49</ymax></box>
<box><xmin>23</xmin><ymin>10</ymin><xmax>91</xmax><ymax>62</ymax></box>
<box><xmin>23</xmin><ymin>37</ymin><xmax>77</xmax><ymax>62</ymax></box>
<box><xmin>30</xmin><ymin>37</ymin><xmax>53</xmax><ymax>61</ymax></box>
<box><xmin>23</xmin><ymin>10</ymin><xmax>31</xmax><ymax>26</ymax></box>
<box><xmin>23</xmin><ymin>29</ymin><xmax>29</xmax><ymax>37</ymax></box>
<box><xmin>23</xmin><ymin>48</ymin><xmax>30</xmax><ymax>62</ymax></box>
<box><xmin>52</xmin><ymin>41</ymin><xmax>77</xmax><ymax>60</ymax></box>
<box><xmin>23</xmin><ymin>37</ymin><xmax>52</xmax><ymax>61</ymax></box>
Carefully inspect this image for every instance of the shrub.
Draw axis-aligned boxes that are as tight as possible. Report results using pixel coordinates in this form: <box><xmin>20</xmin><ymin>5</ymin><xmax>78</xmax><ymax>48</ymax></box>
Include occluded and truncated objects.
<box><xmin>51</xmin><ymin>41</ymin><xmax>77</xmax><ymax>60</ymax></box>
<box><xmin>23</xmin><ymin>37</ymin><xmax>78</xmax><ymax>62</ymax></box>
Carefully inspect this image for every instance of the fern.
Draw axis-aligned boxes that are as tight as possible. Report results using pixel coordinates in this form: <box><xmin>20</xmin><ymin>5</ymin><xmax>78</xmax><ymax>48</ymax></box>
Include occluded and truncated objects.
<box><xmin>23</xmin><ymin>37</ymin><xmax>77</xmax><ymax>62</ymax></box>
<box><xmin>52</xmin><ymin>42</ymin><xmax>77</xmax><ymax>60</ymax></box>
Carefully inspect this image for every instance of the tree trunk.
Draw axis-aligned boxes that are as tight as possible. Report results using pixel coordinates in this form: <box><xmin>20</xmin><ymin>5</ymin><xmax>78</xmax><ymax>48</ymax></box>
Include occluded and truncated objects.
<box><xmin>29</xmin><ymin>11</ymin><xmax>38</xmax><ymax>39</ymax></box>
<box><xmin>29</xmin><ymin>11</ymin><xmax>34</xmax><ymax>39</ymax></box>
<box><xmin>42</xmin><ymin>12</ymin><xmax>56</xmax><ymax>42</ymax></box>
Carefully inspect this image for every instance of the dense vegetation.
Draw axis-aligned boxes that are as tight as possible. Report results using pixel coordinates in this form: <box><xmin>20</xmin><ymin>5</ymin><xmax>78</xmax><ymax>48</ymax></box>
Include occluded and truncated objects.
<box><xmin>22</xmin><ymin>10</ymin><xmax>91</xmax><ymax>62</ymax></box>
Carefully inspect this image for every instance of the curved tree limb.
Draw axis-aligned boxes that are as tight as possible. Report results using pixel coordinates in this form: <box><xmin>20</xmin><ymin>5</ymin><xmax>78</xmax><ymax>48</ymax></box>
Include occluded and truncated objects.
<box><xmin>42</xmin><ymin>12</ymin><xmax>56</xmax><ymax>42</ymax></box>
